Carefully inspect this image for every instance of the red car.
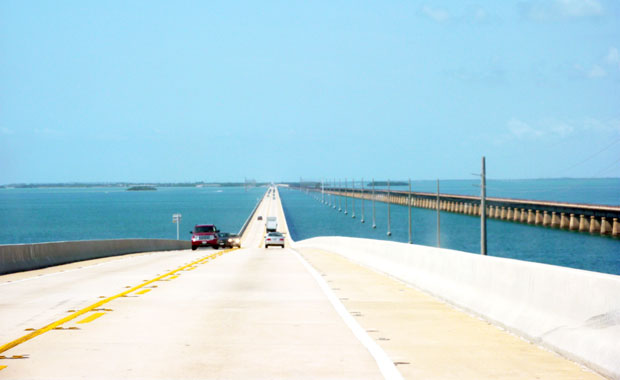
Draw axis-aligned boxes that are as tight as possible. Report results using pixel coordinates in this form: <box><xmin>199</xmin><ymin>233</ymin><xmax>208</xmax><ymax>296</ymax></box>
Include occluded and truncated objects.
<box><xmin>190</xmin><ymin>224</ymin><xmax>219</xmax><ymax>250</ymax></box>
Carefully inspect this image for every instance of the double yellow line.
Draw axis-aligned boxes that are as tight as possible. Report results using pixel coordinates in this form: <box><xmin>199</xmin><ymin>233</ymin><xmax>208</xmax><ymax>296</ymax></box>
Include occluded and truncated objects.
<box><xmin>0</xmin><ymin>248</ymin><xmax>235</xmax><ymax>357</ymax></box>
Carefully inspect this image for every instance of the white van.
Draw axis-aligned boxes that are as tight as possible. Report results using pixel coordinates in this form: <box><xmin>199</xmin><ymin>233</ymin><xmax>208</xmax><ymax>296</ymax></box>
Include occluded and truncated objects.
<box><xmin>266</xmin><ymin>216</ymin><xmax>278</xmax><ymax>232</ymax></box>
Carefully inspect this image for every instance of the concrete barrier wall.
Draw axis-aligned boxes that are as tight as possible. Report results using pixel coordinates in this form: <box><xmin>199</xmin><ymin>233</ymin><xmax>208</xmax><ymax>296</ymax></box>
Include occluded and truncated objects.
<box><xmin>0</xmin><ymin>239</ymin><xmax>190</xmax><ymax>275</ymax></box>
<box><xmin>294</xmin><ymin>236</ymin><xmax>620</xmax><ymax>379</ymax></box>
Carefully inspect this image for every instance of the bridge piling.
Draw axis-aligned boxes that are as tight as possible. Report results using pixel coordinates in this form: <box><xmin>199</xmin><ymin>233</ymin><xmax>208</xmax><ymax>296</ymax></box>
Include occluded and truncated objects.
<box><xmin>589</xmin><ymin>216</ymin><xmax>600</xmax><ymax>233</ymax></box>
<box><xmin>535</xmin><ymin>210</ymin><xmax>543</xmax><ymax>225</ymax></box>
<box><xmin>569</xmin><ymin>214</ymin><xmax>579</xmax><ymax>231</ymax></box>
<box><xmin>551</xmin><ymin>212</ymin><xmax>559</xmax><ymax>227</ymax></box>
<box><xmin>543</xmin><ymin>211</ymin><xmax>551</xmax><ymax>226</ymax></box>
<box><xmin>601</xmin><ymin>217</ymin><xmax>611</xmax><ymax>235</ymax></box>
<box><xmin>527</xmin><ymin>209</ymin><xmax>535</xmax><ymax>224</ymax></box>
<box><xmin>579</xmin><ymin>215</ymin><xmax>589</xmax><ymax>232</ymax></box>
<box><xmin>560</xmin><ymin>213</ymin><xmax>569</xmax><ymax>229</ymax></box>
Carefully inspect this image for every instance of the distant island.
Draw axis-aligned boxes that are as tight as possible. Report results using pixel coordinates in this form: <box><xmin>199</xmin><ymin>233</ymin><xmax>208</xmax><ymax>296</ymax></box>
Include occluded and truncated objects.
<box><xmin>127</xmin><ymin>185</ymin><xmax>157</xmax><ymax>191</ymax></box>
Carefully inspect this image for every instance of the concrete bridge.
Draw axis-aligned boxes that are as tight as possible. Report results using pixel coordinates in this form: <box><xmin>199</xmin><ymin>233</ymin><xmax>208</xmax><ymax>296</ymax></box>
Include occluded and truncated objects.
<box><xmin>316</xmin><ymin>186</ymin><xmax>620</xmax><ymax>237</ymax></box>
<box><xmin>1</xmin><ymin>188</ymin><xmax>619</xmax><ymax>379</ymax></box>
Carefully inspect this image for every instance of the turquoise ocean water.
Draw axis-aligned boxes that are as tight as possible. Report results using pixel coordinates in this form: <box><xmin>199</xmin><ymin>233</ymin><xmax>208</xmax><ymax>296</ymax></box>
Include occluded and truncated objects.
<box><xmin>1</xmin><ymin>179</ymin><xmax>618</xmax><ymax>275</ymax></box>
<box><xmin>280</xmin><ymin>178</ymin><xmax>620</xmax><ymax>276</ymax></box>
<box><xmin>0</xmin><ymin>187</ymin><xmax>264</xmax><ymax>245</ymax></box>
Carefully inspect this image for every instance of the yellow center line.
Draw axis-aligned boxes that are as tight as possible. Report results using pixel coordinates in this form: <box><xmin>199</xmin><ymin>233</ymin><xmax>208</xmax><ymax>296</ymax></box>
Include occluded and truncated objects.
<box><xmin>136</xmin><ymin>289</ymin><xmax>151</xmax><ymax>295</ymax></box>
<box><xmin>0</xmin><ymin>365</ymin><xmax>7</xmax><ymax>371</ymax></box>
<box><xmin>0</xmin><ymin>248</ymin><xmax>234</xmax><ymax>355</ymax></box>
<box><xmin>77</xmin><ymin>312</ymin><xmax>105</xmax><ymax>324</ymax></box>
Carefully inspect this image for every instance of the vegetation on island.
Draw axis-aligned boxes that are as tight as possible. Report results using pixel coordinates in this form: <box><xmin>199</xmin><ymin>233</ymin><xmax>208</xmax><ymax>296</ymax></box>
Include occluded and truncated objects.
<box><xmin>127</xmin><ymin>185</ymin><xmax>157</xmax><ymax>191</ymax></box>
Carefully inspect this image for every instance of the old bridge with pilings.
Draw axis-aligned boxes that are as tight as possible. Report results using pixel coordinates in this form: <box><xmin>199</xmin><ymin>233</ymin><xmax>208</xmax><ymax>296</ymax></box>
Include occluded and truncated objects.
<box><xmin>312</xmin><ymin>186</ymin><xmax>620</xmax><ymax>237</ymax></box>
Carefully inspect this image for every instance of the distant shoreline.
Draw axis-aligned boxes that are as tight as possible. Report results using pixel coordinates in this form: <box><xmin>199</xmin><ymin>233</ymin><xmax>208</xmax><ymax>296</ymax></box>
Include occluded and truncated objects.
<box><xmin>0</xmin><ymin>182</ymin><xmax>267</xmax><ymax>189</ymax></box>
<box><xmin>1</xmin><ymin>178</ymin><xmax>618</xmax><ymax>189</ymax></box>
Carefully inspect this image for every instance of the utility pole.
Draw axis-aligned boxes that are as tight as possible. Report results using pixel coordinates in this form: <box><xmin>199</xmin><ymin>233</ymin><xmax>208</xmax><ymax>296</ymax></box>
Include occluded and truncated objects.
<box><xmin>344</xmin><ymin>178</ymin><xmax>348</xmax><ymax>215</ymax></box>
<box><xmin>351</xmin><ymin>179</ymin><xmax>356</xmax><ymax>219</ymax></box>
<box><xmin>387</xmin><ymin>179</ymin><xmax>392</xmax><ymax>236</ymax></box>
<box><xmin>361</xmin><ymin>178</ymin><xmax>365</xmax><ymax>223</ymax></box>
<box><xmin>372</xmin><ymin>178</ymin><xmax>376</xmax><ymax>228</ymax></box>
<box><xmin>327</xmin><ymin>180</ymin><xmax>331</xmax><ymax>207</ymax></box>
<box><xmin>437</xmin><ymin>179</ymin><xmax>441</xmax><ymax>248</ymax></box>
<box><xmin>408</xmin><ymin>179</ymin><xmax>412</xmax><ymax>244</ymax></box>
<box><xmin>338</xmin><ymin>179</ymin><xmax>342</xmax><ymax>212</ymax></box>
<box><xmin>333</xmin><ymin>178</ymin><xmax>337</xmax><ymax>209</ymax></box>
<box><xmin>481</xmin><ymin>156</ymin><xmax>487</xmax><ymax>256</ymax></box>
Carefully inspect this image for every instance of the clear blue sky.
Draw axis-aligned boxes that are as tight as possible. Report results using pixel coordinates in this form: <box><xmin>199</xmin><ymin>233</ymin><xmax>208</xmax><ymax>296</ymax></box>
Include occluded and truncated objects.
<box><xmin>1</xmin><ymin>0</ymin><xmax>619</xmax><ymax>184</ymax></box>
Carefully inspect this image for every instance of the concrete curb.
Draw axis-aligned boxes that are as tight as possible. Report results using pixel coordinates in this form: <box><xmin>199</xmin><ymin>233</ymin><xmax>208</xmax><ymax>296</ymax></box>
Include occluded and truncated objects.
<box><xmin>294</xmin><ymin>236</ymin><xmax>620</xmax><ymax>380</ymax></box>
<box><xmin>0</xmin><ymin>239</ymin><xmax>190</xmax><ymax>275</ymax></box>
<box><xmin>238</xmin><ymin>188</ymin><xmax>268</xmax><ymax>238</ymax></box>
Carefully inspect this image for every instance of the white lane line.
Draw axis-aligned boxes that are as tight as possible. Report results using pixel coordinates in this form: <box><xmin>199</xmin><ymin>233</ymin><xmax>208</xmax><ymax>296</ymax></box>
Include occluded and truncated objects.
<box><xmin>291</xmin><ymin>249</ymin><xmax>404</xmax><ymax>380</ymax></box>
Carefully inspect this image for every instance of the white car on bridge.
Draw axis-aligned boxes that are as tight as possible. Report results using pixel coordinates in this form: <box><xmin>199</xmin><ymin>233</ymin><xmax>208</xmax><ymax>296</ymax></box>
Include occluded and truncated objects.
<box><xmin>264</xmin><ymin>232</ymin><xmax>285</xmax><ymax>248</ymax></box>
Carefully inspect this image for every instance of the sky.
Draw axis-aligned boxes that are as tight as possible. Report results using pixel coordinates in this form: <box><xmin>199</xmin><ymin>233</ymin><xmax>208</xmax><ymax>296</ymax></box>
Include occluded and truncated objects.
<box><xmin>1</xmin><ymin>0</ymin><xmax>619</xmax><ymax>184</ymax></box>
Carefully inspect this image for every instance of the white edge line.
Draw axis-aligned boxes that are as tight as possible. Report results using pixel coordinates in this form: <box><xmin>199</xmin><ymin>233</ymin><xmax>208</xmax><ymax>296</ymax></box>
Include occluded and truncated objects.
<box><xmin>291</xmin><ymin>248</ymin><xmax>405</xmax><ymax>380</ymax></box>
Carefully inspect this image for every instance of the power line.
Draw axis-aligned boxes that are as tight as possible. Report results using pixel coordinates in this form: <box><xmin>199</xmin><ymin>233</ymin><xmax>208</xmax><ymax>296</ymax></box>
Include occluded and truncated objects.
<box><xmin>592</xmin><ymin>157</ymin><xmax>620</xmax><ymax>177</ymax></box>
<box><xmin>559</xmin><ymin>136</ymin><xmax>620</xmax><ymax>174</ymax></box>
